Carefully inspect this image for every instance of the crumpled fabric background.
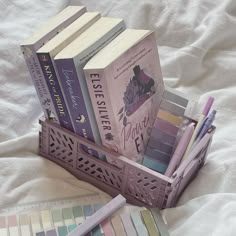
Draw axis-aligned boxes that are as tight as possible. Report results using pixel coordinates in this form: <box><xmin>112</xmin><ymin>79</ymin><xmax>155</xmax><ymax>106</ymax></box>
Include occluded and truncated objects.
<box><xmin>0</xmin><ymin>0</ymin><xmax>236</xmax><ymax>235</ymax></box>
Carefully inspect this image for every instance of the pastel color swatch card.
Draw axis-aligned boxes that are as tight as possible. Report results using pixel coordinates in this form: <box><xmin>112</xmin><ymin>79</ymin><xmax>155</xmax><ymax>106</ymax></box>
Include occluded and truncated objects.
<box><xmin>0</xmin><ymin>195</ymin><xmax>170</xmax><ymax>236</ymax></box>
<box><xmin>142</xmin><ymin>87</ymin><xmax>196</xmax><ymax>174</ymax></box>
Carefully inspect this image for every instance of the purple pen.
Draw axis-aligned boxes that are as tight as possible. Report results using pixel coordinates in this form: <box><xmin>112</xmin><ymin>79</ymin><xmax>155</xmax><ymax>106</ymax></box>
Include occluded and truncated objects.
<box><xmin>165</xmin><ymin>123</ymin><xmax>195</xmax><ymax>177</ymax></box>
<box><xmin>182</xmin><ymin>96</ymin><xmax>215</xmax><ymax>161</ymax></box>
<box><xmin>195</xmin><ymin>110</ymin><xmax>216</xmax><ymax>143</ymax></box>
<box><xmin>203</xmin><ymin>96</ymin><xmax>214</xmax><ymax>116</ymax></box>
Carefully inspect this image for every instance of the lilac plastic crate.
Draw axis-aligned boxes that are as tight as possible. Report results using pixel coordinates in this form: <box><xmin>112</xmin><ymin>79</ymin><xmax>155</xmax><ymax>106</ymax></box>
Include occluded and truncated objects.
<box><xmin>39</xmin><ymin>118</ymin><xmax>214</xmax><ymax>209</ymax></box>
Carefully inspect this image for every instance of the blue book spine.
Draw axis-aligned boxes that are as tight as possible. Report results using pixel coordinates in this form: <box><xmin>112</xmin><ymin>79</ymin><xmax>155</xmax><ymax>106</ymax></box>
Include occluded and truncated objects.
<box><xmin>37</xmin><ymin>52</ymin><xmax>74</xmax><ymax>132</ymax></box>
<box><xmin>55</xmin><ymin>58</ymin><xmax>100</xmax><ymax>158</ymax></box>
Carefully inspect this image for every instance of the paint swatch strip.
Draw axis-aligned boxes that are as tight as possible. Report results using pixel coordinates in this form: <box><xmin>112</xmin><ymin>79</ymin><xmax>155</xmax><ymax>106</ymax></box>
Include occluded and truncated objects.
<box><xmin>142</xmin><ymin>87</ymin><xmax>192</xmax><ymax>175</ymax></box>
<box><xmin>0</xmin><ymin>206</ymin><xmax>170</xmax><ymax>236</ymax></box>
<box><xmin>160</xmin><ymin>98</ymin><xmax>185</xmax><ymax>117</ymax></box>
<box><xmin>141</xmin><ymin>210</ymin><xmax>160</xmax><ymax>236</ymax></box>
<box><xmin>120</xmin><ymin>213</ymin><xmax>137</xmax><ymax>236</ymax></box>
<box><xmin>0</xmin><ymin>216</ymin><xmax>7</xmax><ymax>236</ymax></box>
<box><xmin>163</xmin><ymin>88</ymin><xmax>188</xmax><ymax>108</ymax></box>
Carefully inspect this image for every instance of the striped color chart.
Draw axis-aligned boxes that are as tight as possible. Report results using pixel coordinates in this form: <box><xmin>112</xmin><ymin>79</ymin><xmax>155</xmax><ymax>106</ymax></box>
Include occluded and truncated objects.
<box><xmin>0</xmin><ymin>194</ymin><xmax>107</xmax><ymax>236</ymax></box>
<box><xmin>0</xmin><ymin>196</ymin><xmax>170</xmax><ymax>236</ymax></box>
<box><xmin>143</xmin><ymin>87</ymin><xmax>196</xmax><ymax>174</ymax></box>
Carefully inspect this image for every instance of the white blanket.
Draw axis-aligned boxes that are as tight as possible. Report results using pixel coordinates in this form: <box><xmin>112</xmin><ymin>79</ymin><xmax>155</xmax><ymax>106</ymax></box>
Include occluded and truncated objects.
<box><xmin>1</xmin><ymin>0</ymin><xmax>236</xmax><ymax>235</ymax></box>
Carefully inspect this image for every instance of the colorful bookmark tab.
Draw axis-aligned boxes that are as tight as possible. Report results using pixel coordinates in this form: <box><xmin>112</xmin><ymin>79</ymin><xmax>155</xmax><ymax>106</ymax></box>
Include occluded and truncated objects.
<box><xmin>100</xmin><ymin>219</ymin><xmax>115</xmax><ymax>236</ymax></box>
<box><xmin>46</xmin><ymin>229</ymin><xmax>57</xmax><ymax>236</ymax></box>
<box><xmin>58</xmin><ymin>225</ymin><xmax>68</xmax><ymax>236</ymax></box>
<box><xmin>41</xmin><ymin>210</ymin><xmax>53</xmax><ymax>231</ymax></box>
<box><xmin>36</xmin><ymin>232</ymin><xmax>46</xmax><ymax>236</ymax></box>
<box><xmin>62</xmin><ymin>208</ymin><xmax>74</xmax><ymax>223</ymax></box>
<box><xmin>8</xmin><ymin>215</ymin><xmax>19</xmax><ymax>236</ymax></box>
<box><xmin>141</xmin><ymin>210</ymin><xmax>160</xmax><ymax>236</ymax></box>
<box><xmin>68</xmin><ymin>224</ymin><xmax>77</xmax><ymax>232</ymax></box>
<box><xmin>72</xmin><ymin>206</ymin><xmax>84</xmax><ymax>224</ymax></box>
<box><xmin>150</xmin><ymin>208</ymin><xmax>170</xmax><ymax>236</ymax></box>
<box><xmin>111</xmin><ymin>215</ymin><xmax>126</xmax><ymax>236</ymax></box>
<box><xmin>52</xmin><ymin>209</ymin><xmax>64</xmax><ymax>227</ymax></box>
<box><xmin>31</xmin><ymin>212</ymin><xmax>42</xmax><ymax>234</ymax></box>
<box><xmin>130</xmin><ymin>211</ymin><xmax>148</xmax><ymax>236</ymax></box>
<box><xmin>157</xmin><ymin>110</ymin><xmax>182</xmax><ymax>126</ymax></box>
<box><xmin>0</xmin><ymin>216</ymin><xmax>7</xmax><ymax>236</ymax></box>
<box><xmin>19</xmin><ymin>214</ymin><xmax>31</xmax><ymax>236</ymax></box>
<box><xmin>120</xmin><ymin>213</ymin><xmax>137</xmax><ymax>236</ymax></box>
<box><xmin>83</xmin><ymin>205</ymin><xmax>93</xmax><ymax>219</ymax></box>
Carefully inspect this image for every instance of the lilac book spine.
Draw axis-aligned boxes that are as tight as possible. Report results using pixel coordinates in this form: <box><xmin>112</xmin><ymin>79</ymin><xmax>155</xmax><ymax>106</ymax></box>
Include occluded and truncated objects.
<box><xmin>20</xmin><ymin>6</ymin><xmax>86</xmax><ymax>122</ymax></box>
<box><xmin>21</xmin><ymin>45</ymin><xmax>60</xmax><ymax>123</ymax></box>
<box><xmin>55</xmin><ymin>59</ymin><xmax>99</xmax><ymax>157</ymax></box>
<box><xmin>37</xmin><ymin>53</ymin><xmax>74</xmax><ymax>131</ymax></box>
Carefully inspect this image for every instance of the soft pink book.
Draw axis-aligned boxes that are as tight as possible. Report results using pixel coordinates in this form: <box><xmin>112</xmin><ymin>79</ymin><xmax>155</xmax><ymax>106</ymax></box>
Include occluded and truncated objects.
<box><xmin>84</xmin><ymin>29</ymin><xmax>164</xmax><ymax>166</ymax></box>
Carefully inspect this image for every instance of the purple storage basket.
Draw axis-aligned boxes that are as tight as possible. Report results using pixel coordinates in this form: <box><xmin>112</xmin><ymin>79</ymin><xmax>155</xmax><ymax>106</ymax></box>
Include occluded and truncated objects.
<box><xmin>39</xmin><ymin>118</ymin><xmax>215</xmax><ymax>209</ymax></box>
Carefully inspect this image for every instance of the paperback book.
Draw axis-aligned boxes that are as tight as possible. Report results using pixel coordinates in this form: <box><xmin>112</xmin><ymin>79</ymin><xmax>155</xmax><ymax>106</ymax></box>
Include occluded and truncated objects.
<box><xmin>21</xmin><ymin>6</ymin><xmax>86</xmax><ymax>124</ymax></box>
<box><xmin>54</xmin><ymin>17</ymin><xmax>126</xmax><ymax>158</ymax></box>
<box><xmin>36</xmin><ymin>12</ymin><xmax>101</xmax><ymax>132</ymax></box>
<box><xmin>84</xmin><ymin>29</ymin><xmax>164</xmax><ymax>166</ymax></box>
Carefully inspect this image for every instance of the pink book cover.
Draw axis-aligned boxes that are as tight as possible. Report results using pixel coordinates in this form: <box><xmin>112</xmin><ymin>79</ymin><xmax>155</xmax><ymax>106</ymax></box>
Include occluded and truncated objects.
<box><xmin>86</xmin><ymin>31</ymin><xmax>164</xmax><ymax>166</ymax></box>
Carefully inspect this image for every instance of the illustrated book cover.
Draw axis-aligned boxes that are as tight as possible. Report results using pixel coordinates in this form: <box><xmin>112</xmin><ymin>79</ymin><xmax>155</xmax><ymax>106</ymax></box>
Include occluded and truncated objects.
<box><xmin>84</xmin><ymin>29</ymin><xmax>164</xmax><ymax>166</ymax></box>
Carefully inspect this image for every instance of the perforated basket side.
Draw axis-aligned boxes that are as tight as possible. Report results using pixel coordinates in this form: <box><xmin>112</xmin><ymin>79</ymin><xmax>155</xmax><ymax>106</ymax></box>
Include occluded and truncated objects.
<box><xmin>119</xmin><ymin>157</ymin><xmax>173</xmax><ymax>208</ymax></box>
<box><xmin>38</xmin><ymin>119</ymin><xmax>215</xmax><ymax>209</ymax></box>
<box><xmin>39</xmin><ymin>119</ymin><xmax>174</xmax><ymax>208</ymax></box>
<box><xmin>76</xmin><ymin>151</ymin><xmax>123</xmax><ymax>191</ymax></box>
<box><xmin>39</xmin><ymin>118</ymin><xmax>126</xmax><ymax>180</ymax></box>
<box><xmin>166</xmin><ymin>129</ymin><xmax>215</xmax><ymax>208</ymax></box>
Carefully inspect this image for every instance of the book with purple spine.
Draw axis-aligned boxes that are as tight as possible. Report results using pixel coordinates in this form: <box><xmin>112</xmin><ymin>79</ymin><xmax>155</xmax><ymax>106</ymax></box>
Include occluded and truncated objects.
<box><xmin>20</xmin><ymin>6</ymin><xmax>86</xmax><ymax>123</ymax></box>
<box><xmin>36</xmin><ymin>12</ymin><xmax>101</xmax><ymax>132</ymax></box>
<box><xmin>54</xmin><ymin>17</ymin><xmax>126</xmax><ymax>158</ymax></box>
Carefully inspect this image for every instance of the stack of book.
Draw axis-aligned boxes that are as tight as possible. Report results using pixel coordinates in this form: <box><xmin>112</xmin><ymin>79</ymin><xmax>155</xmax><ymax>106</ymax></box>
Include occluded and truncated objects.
<box><xmin>23</xmin><ymin>5</ymin><xmax>216</xmax><ymax>178</ymax></box>
<box><xmin>21</xmin><ymin>5</ymin><xmax>165</xmax><ymax>168</ymax></box>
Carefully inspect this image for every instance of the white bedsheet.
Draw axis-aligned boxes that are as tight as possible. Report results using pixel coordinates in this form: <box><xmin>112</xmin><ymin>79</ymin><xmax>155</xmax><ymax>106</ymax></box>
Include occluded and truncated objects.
<box><xmin>1</xmin><ymin>0</ymin><xmax>236</xmax><ymax>235</ymax></box>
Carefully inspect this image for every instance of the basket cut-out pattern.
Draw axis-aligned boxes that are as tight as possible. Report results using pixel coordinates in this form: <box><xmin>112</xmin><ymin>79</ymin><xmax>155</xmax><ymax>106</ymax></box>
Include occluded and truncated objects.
<box><xmin>123</xmin><ymin>165</ymin><xmax>169</xmax><ymax>207</ymax></box>
<box><xmin>49</xmin><ymin>128</ymin><xmax>75</xmax><ymax>167</ymax></box>
<box><xmin>76</xmin><ymin>153</ymin><xmax>123</xmax><ymax>191</ymax></box>
<box><xmin>39</xmin><ymin>119</ymin><xmax>214</xmax><ymax>209</ymax></box>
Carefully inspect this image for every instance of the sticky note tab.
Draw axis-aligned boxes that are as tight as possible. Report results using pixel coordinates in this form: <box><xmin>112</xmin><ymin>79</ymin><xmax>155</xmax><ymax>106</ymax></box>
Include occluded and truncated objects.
<box><xmin>150</xmin><ymin>208</ymin><xmax>170</xmax><ymax>236</ymax></box>
<box><xmin>52</xmin><ymin>209</ymin><xmax>63</xmax><ymax>227</ymax></box>
<box><xmin>36</xmin><ymin>232</ymin><xmax>46</xmax><ymax>236</ymax></box>
<box><xmin>0</xmin><ymin>216</ymin><xmax>6</xmax><ymax>228</ymax></box>
<box><xmin>141</xmin><ymin>210</ymin><xmax>160</xmax><ymax>236</ymax></box>
<box><xmin>72</xmin><ymin>206</ymin><xmax>84</xmax><ymax>224</ymax></box>
<box><xmin>8</xmin><ymin>215</ymin><xmax>19</xmax><ymax>236</ymax></box>
<box><xmin>157</xmin><ymin>110</ymin><xmax>182</xmax><ymax>126</ymax></box>
<box><xmin>68</xmin><ymin>224</ymin><xmax>77</xmax><ymax>232</ymax></box>
<box><xmin>83</xmin><ymin>205</ymin><xmax>93</xmax><ymax>218</ymax></box>
<box><xmin>131</xmin><ymin>211</ymin><xmax>148</xmax><ymax>236</ymax></box>
<box><xmin>31</xmin><ymin>212</ymin><xmax>42</xmax><ymax>234</ymax></box>
<box><xmin>100</xmin><ymin>219</ymin><xmax>115</xmax><ymax>236</ymax></box>
<box><xmin>0</xmin><ymin>216</ymin><xmax>7</xmax><ymax>236</ymax></box>
<box><xmin>93</xmin><ymin>203</ymin><xmax>104</xmax><ymax>212</ymax></box>
<box><xmin>62</xmin><ymin>208</ymin><xmax>74</xmax><ymax>226</ymax></box>
<box><xmin>19</xmin><ymin>215</ymin><xmax>31</xmax><ymax>236</ymax></box>
<box><xmin>142</xmin><ymin>156</ymin><xmax>168</xmax><ymax>174</ymax></box>
<box><xmin>41</xmin><ymin>210</ymin><xmax>52</xmax><ymax>231</ymax></box>
<box><xmin>46</xmin><ymin>229</ymin><xmax>57</xmax><ymax>236</ymax></box>
<box><xmin>120</xmin><ymin>213</ymin><xmax>137</xmax><ymax>236</ymax></box>
<box><xmin>111</xmin><ymin>215</ymin><xmax>126</xmax><ymax>236</ymax></box>
<box><xmin>58</xmin><ymin>225</ymin><xmax>68</xmax><ymax>236</ymax></box>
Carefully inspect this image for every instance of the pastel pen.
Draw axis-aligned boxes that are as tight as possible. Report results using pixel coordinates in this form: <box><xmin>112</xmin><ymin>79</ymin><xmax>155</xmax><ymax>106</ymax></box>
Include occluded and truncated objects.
<box><xmin>181</xmin><ymin>96</ymin><xmax>214</xmax><ymax>161</ymax></box>
<box><xmin>165</xmin><ymin>123</ymin><xmax>195</xmax><ymax>177</ymax></box>
<box><xmin>193</xmin><ymin>110</ymin><xmax>216</xmax><ymax>147</ymax></box>
<box><xmin>67</xmin><ymin>194</ymin><xmax>126</xmax><ymax>236</ymax></box>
